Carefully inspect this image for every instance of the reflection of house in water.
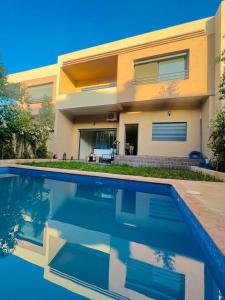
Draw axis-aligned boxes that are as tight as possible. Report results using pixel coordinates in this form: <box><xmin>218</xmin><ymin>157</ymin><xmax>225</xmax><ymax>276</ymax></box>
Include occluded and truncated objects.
<box><xmin>14</xmin><ymin>179</ymin><xmax>221</xmax><ymax>300</ymax></box>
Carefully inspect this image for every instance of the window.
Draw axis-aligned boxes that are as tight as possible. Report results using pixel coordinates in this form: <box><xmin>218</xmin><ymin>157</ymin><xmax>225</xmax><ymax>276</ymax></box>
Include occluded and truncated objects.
<box><xmin>125</xmin><ymin>259</ymin><xmax>185</xmax><ymax>300</ymax></box>
<box><xmin>149</xmin><ymin>195</ymin><xmax>183</xmax><ymax>222</ymax></box>
<box><xmin>27</xmin><ymin>83</ymin><xmax>53</xmax><ymax>103</ymax></box>
<box><xmin>152</xmin><ymin>122</ymin><xmax>187</xmax><ymax>141</ymax></box>
<box><xmin>134</xmin><ymin>52</ymin><xmax>188</xmax><ymax>84</ymax></box>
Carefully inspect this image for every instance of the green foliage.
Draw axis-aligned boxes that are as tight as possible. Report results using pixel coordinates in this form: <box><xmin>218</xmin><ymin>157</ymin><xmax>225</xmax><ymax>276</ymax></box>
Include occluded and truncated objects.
<box><xmin>208</xmin><ymin>49</ymin><xmax>225</xmax><ymax>171</ymax></box>
<box><xmin>0</xmin><ymin>61</ymin><xmax>55</xmax><ymax>159</ymax></box>
<box><xmin>0</xmin><ymin>63</ymin><xmax>28</xmax><ymax>103</ymax></box>
<box><xmin>36</xmin><ymin>143</ymin><xmax>49</xmax><ymax>158</ymax></box>
<box><xmin>4</xmin><ymin>82</ymin><xmax>28</xmax><ymax>103</ymax></box>
<box><xmin>22</xmin><ymin>161</ymin><xmax>220</xmax><ymax>182</ymax></box>
<box><xmin>0</xmin><ymin>64</ymin><xmax>7</xmax><ymax>99</ymax></box>
<box><xmin>0</xmin><ymin>103</ymin><xmax>54</xmax><ymax>159</ymax></box>
<box><xmin>209</xmin><ymin>106</ymin><xmax>225</xmax><ymax>171</ymax></box>
<box><xmin>35</xmin><ymin>98</ymin><xmax>55</xmax><ymax>143</ymax></box>
<box><xmin>0</xmin><ymin>175</ymin><xmax>50</xmax><ymax>256</ymax></box>
<box><xmin>218</xmin><ymin>49</ymin><xmax>225</xmax><ymax>101</ymax></box>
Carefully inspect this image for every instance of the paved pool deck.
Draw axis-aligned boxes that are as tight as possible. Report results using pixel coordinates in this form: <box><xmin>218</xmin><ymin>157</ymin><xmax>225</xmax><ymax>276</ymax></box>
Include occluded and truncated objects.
<box><xmin>5</xmin><ymin>164</ymin><xmax>225</xmax><ymax>259</ymax></box>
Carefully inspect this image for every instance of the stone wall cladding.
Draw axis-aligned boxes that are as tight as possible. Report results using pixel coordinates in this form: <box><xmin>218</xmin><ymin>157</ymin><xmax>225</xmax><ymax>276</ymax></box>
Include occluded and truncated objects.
<box><xmin>114</xmin><ymin>155</ymin><xmax>201</xmax><ymax>168</ymax></box>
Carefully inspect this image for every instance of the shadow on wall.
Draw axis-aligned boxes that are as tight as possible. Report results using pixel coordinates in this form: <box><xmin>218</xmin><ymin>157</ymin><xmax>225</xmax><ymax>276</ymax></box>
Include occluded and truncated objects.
<box><xmin>158</xmin><ymin>81</ymin><xmax>180</xmax><ymax>98</ymax></box>
<box><xmin>117</xmin><ymin>78</ymin><xmax>181</xmax><ymax>104</ymax></box>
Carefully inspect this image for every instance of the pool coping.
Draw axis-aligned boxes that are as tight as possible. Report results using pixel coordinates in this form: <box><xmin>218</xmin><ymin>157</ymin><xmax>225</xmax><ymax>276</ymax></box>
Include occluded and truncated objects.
<box><xmin>1</xmin><ymin>164</ymin><xmax>225</xmax><ymax>293</ymax></box>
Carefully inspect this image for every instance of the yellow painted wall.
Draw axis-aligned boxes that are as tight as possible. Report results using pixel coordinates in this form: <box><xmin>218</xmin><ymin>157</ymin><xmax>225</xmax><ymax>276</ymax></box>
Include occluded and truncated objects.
<box><xmin>54</xmin><ymin>111</ymin><xmax>75</xmax><ymax>159</ymax></box>
<box><xmin>201</xmin><ymin>97</ymin><xmax>212</xmax><ymax>157</ymax></box>
<box><xmin>8</xmin><ymin>64</ymin><xmax>58</xmax><ymax>83</ymax></box>
<box><xmin>58</xmin><ymin>69</ymin><xmax>77</xmax><ymax>94</ymax></box>
<box><xmin>214</xmin><ymin>0</ymin><xmax>225</xmax><ymax>112</ymax></box>
<box><xmin>117</xmin><ymin>34</ymin><xmax>210</xmax><ymax>103</ymax></box>
<box><xmin>56</xmin><ymin>86</ymin><xmax>117</xmax><ymax>110</ymax></box>
<box><xmin>8</xmin><ymin>67</ymin><xmax>58</xmax><ymax>113</ymax></box>
<box><xmin>118</xmin><ymin>109</ymin><xmax>201</xmax><ymax>157</ymax></box>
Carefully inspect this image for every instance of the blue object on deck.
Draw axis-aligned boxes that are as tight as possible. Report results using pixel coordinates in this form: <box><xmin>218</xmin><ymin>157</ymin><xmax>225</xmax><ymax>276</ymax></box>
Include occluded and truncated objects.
<box><xmin>189</xmin><ymin>150</ymin><xmax>203</xmax><ymax>160</ymax></box>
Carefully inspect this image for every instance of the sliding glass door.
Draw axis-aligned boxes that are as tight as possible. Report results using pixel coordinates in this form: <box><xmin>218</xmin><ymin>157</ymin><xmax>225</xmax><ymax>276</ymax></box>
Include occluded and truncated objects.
<box><xmin>79</xmin><ymin>129</ymin><xmax>117</xmax><ymax>159</ymax></box>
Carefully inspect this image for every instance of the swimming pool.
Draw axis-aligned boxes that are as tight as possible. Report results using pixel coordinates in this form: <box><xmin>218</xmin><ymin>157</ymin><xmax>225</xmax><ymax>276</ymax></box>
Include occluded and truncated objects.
<box><xmin>0</xmin><ymin>166</ymin><xmax>224</xmax><ymax>300</ymax></box>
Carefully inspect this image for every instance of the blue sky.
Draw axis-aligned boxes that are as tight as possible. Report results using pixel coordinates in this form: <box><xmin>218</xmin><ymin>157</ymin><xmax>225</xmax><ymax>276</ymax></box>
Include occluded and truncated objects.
<box><xmin>1</xmin><ymin>0</ymin><xmax>221</xmax><ymax>74</ymax></box>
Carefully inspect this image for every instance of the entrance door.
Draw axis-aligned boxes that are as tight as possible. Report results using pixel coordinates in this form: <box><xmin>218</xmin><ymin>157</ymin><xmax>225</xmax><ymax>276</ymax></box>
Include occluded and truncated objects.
<box><xmin>125</xmin><ymin>124</ymin><xmax>138</xmax><ymax>155</ymax></box>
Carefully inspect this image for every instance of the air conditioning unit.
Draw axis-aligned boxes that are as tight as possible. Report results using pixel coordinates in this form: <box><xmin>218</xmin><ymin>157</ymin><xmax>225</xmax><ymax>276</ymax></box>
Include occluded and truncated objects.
<box><xmin>106</xmin><ymin>112</ymin><xmax>118</xmax><ymax>122</ymax></box>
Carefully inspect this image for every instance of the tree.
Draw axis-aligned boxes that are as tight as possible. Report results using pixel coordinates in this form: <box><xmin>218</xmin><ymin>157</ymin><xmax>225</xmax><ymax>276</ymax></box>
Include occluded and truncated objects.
<box><xmin>0</xmin><ymin>62</ymin><xmax>27</xmax><ymax>103</ymax></box>
<box><xmin>0</xmin><ymin>174</ymin><xmax>50</xmax><ymax>257</ymax></box>
<box><xmin>0</xmin><ymin>64</ymin><xmax>7</xmax><ymax>100</ymax></box>
<box><xmin>0</xmin><ymin>61</ymin><xmax>55</xmax><ymax>159</ymax></box>
<box><xmin>0</xmin><ymin>102</ymin><xmax>55</xmax><ymax>159</ymax></box>
<box><xmin>0</xmin><ymin>104</ymin><xmax>32</xmax><ymax>159</ymax></box>
<box><xmin>28</xmin><ymin>99</ymin><xmax>55</xmax><ymax>158</ymax></box>
<box><xmin>209</xmin><ymin>50</ymin><xmax>225</xmax><ymax>171</ymax></box>
<box><xmin>209</xmin><ymin>107</ymin><xmax>225</xmax><ymax>171</ymax></box>
<box><xmin>218</xmin><ymin>49</ymin><xmax>225</xmax><ymax>101</ymax></box>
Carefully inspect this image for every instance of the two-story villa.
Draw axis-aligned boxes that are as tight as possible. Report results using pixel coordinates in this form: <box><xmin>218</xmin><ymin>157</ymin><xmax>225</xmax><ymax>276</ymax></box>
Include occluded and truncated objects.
<box><xmin>8</xmin><ymin>1</ymin><xmax>225</xmax><ymax>162</ymax></box>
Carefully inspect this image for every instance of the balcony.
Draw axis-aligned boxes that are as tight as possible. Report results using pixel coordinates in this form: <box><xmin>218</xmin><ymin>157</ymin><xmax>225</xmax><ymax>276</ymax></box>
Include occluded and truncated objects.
<box><xmin>56</xmin><ymin>83</ymin><xmax>119</xmax><ymax>115</ymax></box>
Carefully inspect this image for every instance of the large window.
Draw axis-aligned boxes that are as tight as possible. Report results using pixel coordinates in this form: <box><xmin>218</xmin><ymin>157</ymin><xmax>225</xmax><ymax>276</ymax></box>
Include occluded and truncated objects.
<box><xmin>152</xmin><ymin>122</ymin><xmax>187</xmax><ymax>141</ymax></box>
<box><xmin>79</xmin><ymin>129</ymin><xmax>117</xmax><ymax>159</ymax></box>
<box><xmin>27</xmin><ymin>83</ymin><xmax>53</xmax><ymax>103</ymax></box>
<box><xmin>134</xmin><ymin>52</ymin><xmax>188</xmax><ymax>84</ymax></box>
<box><xmin>125</xmin><ymin>259</ymin><xmax>185</xmax><ymax>300</ymax></box>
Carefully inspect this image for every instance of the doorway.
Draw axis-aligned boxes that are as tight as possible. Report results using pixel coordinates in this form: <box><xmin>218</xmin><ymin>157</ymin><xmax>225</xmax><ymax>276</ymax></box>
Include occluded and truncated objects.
<box><xmin>78</xmin><ymin>129</ymin><xmax>117</xmax><ymax>159</ymax></box>
<box><xmin>124</xmin><ymin>124</ymin><xmax>138</xmax><ymax>155</ymax></box>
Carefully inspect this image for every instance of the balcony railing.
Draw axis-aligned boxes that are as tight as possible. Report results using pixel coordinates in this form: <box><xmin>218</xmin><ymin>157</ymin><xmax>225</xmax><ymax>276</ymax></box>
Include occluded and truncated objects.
<box><xmin>132</xmin><ymin>70</ymin><xmax>189</xmax><ymax>85</ymax></box>
<box><xmin>81</xmin><ymin>82</ymin><xmax>116</xmax><ymax>92</ymax></box>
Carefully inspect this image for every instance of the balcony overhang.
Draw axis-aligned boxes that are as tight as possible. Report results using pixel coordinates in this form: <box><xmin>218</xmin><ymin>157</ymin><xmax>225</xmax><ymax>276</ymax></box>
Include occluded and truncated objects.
<box><xmin>56</xmin><ymin>93</ymin><xmax>209</xmax><ymax>119</ymax></box>
<box><xmin>62</xmin><ymin>55</ymin><xmax>117</xmax><ymax>87</ymax></box>
<box><xmin>56</xmin><ymin>84</ymin><xmax>121</xmax><ymax>118</ymax></box>
<box><xmin>120</xmin><ymin>94</ymin><xmax>210</xmax><ymax>111</ymax></box>
<box><xmin>59</xmin><ymin>104</ymin><xmax>122</xmax><ymax>120</ymax></box>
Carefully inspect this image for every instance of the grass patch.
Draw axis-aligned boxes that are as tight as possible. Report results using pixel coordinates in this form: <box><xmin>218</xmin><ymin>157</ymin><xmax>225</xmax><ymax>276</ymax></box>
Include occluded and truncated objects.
<box><xmin>21</xmin><ymin>161</ymin><xmax>221</xmax><ymax>182</ymax></box>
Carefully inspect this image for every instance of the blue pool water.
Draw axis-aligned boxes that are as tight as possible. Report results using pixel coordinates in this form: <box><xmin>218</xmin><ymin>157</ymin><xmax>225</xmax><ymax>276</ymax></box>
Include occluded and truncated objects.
<box><xmin>0</xmin><ymin>167</ymin><xmax>224</xmax><ymax>300</ymax></box>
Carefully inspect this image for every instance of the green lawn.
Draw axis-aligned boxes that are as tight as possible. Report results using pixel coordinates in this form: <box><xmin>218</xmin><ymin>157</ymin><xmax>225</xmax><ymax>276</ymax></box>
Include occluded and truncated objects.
<box><xmin>21</xmin><ymin>161</ymin><xmax>220</xmax><ymax>182</ymax></box>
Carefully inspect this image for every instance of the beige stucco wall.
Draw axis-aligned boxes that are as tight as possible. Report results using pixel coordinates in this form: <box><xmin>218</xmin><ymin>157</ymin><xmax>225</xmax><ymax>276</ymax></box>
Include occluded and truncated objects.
<box><xmin>118</xmin><ymin>109</ymin><xmax>201</xmax><ymax>157</ymax></box>
<box><xmin>8</xmin><ymin>64</ymin><xmax>58</xmax><ymax>83</ymax></box>
<box><xmin>50</xmin><ymin>114</ymin><xmax>119</xmax><ymax>159</ymax></box>
<box><xmin>53</xmin><ymin>111</ymin><xmax>75</xmax><ymax>159</ymax></box>
<box><xmin>117</xmin><ymin>34</ymin><xmax>211</xmax><ymax>104</ymax></box>
<box><xmin>56</xmin><ymin>86</ymin><xmax>117</xmax><ymax>110</ymax></box>
<box><xmin>201</xmin><ymin>97</ymin><xmax>215</xmax><ymax>157</ymax></box>
<box><xmin>51</xmin><ymin>109</ymin><xmax>201</xmax><ymax>158</ymax></box>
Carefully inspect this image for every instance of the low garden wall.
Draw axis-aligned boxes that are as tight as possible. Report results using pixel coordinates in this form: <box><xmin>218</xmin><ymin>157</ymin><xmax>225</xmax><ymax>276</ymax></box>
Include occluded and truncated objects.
<box><xmin>191</xmin><ymin>166</ymin><xmax>225</xmax><ymax>182</ymax></box>
<box><xmin>114</xmin><ymin>155</ymin><xmax>201</xmax><ymax>168</ymax></box>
